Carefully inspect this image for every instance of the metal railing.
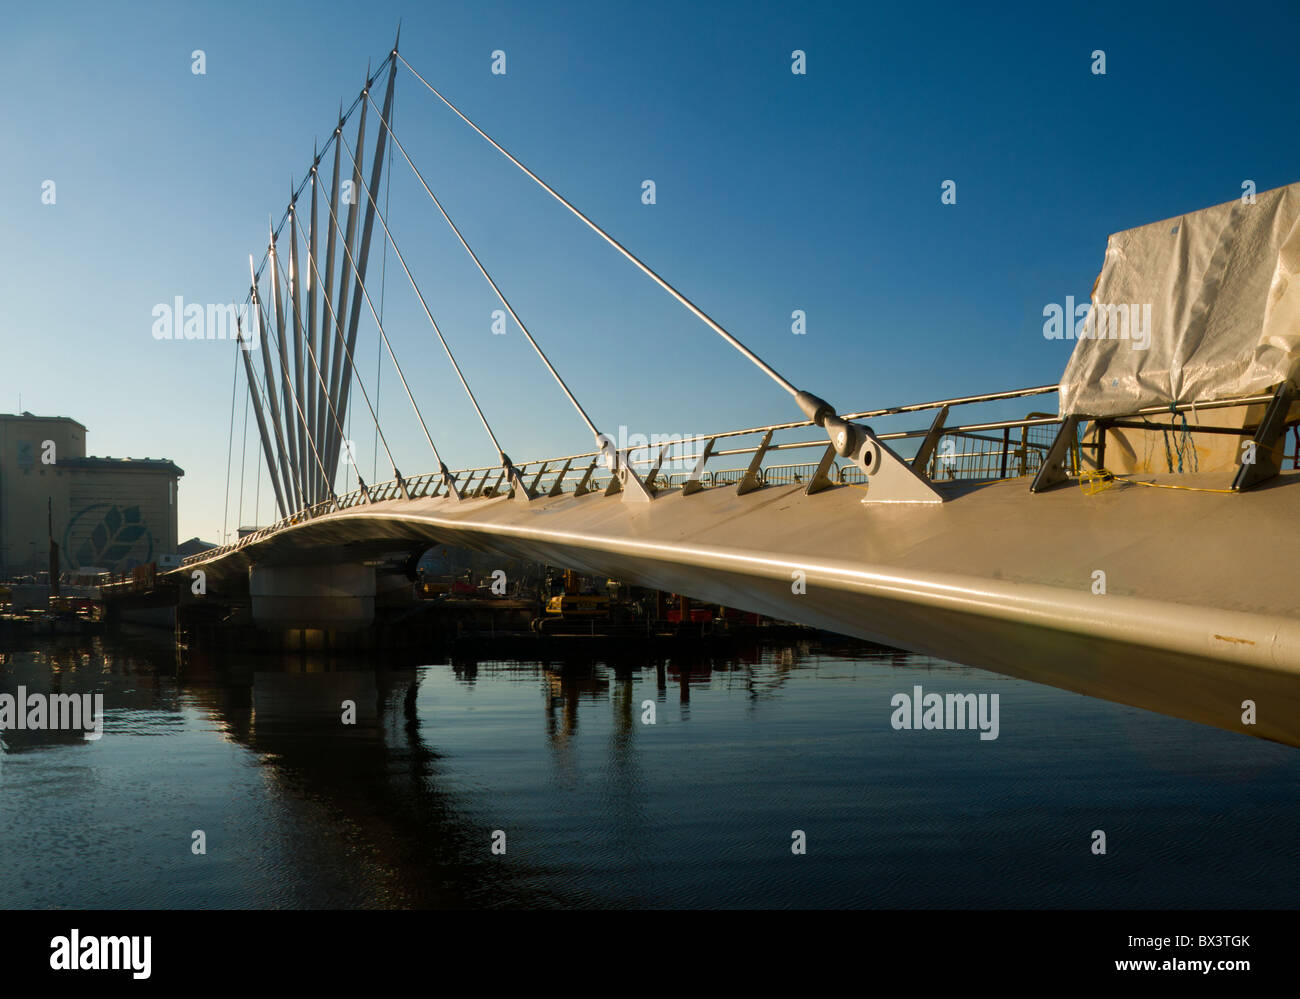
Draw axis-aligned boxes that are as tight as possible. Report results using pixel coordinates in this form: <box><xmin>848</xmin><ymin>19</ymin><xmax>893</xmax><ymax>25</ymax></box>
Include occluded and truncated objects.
<box><xmin>182</xmin><ymin>383</ymin><xmax>1071</xmax><ymax>568</ymax></box>
<box><xmin>189</xmin><ymin>379</ymin><xmax>1299</xmax><ymax>568</ymax></box>
<box><xmin>926</xmin><ymin>415</ymin><xmax>1059</xmax><ymax>481</ymax></box>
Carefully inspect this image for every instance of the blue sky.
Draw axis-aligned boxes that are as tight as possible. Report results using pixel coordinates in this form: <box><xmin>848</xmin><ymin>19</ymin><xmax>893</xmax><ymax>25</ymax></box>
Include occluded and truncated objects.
<box><xmin>3</xmin><ymin>0</ymin><xmax>1298</xmax><ymax>543</ymax></box>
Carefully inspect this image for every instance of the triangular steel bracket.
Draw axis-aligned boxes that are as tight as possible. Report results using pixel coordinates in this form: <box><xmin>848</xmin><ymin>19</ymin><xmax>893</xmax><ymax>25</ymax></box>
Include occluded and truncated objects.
<box><xmin>573</xmin><ymin>458</ymin><xmax>599</xmax><ymax>496</ymax></box>
<box><xmin>1233</xmin><ymin>379</ymin><xmax>1297</xmax><ymax>491</ymax></box>
<box><xmin>803</xmin><ymin>444</ymin><xmax>837</xmax><ymax>496</ymax></box>
<box><xmin>548</xmin><ymin>458</ymin><xmax>573</xmax><ymax>497</ymax></box>
<box><xmin>439</xmin><ymin>463</ymin><xmax>463</xmax><ymax>501</ymax></box>
<box><xmin>1030</xmin><ymin>416</ymin><xmax>1082</xmax><ymax>493</ymax></box>
<box><xmin>681</xmin><ymin>437</ymin><xmax>716</xmax><ymax>496</ymax></box>
<box><xmin>642</xmin><ymin>444</ymin><xmax>672</xmax><ymax>493</ymax></box>
<box><xmin>619</xmin><ymin>450</ymin><xmax>654</xmax><ymax>502</ymax></box>
<box><xmin>502</xmin><ymin>459</ymin><xmax>533</xmax><ymax>503</ymax></box>
<box><xmin>850</xmin><ymin>425</ymin><xmax>945</xmax><ymax>503</ymax></box>
<box><xmin>910</xmin><ymin>405</ymin><xmax>950</xmax><ymax>474</ymax></box>
<box><xmin>737</xmin><ymin>430</ymin><xmax>774</xmax><ymax>495</ymax></box>
<box><xmin>794</xmin><ymin>389</ymin><xmax>943</xmax><ymax>503</ymax></box>
<box><xmin>603</xmin><ymin>447</ymin><xmax>653</xmax><ymax>502</ymax></box>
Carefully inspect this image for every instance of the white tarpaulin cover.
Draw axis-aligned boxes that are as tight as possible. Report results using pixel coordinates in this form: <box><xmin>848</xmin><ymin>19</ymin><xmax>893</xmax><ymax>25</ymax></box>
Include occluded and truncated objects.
<box><xmin>1059</xmin><ymin>182</ymin><xmax>1300</xmax><ymax>417</ymax></box>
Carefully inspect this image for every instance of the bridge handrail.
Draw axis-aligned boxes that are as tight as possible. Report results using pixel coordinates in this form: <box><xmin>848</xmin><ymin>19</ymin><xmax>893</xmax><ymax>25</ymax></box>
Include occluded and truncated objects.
<box><xmin>181</xmin><ymin>385</ymin><xmax>1070</xmax><ymax>566</ymax></box>
<box><xmin>181</xmin><ymin>383</ymin><xmax>1293</xmax><ymax>568</ymax></box>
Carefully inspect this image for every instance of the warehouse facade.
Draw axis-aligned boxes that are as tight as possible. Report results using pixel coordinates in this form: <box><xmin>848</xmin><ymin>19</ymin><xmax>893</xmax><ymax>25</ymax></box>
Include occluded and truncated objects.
<box><xmin>0</xmin><ymin>413</ymin><xmax>181</xmax><ymax>578</ymax></box>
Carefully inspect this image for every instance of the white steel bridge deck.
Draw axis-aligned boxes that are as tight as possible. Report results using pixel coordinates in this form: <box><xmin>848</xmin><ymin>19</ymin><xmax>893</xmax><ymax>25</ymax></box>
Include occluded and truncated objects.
<box><xmin>180</xmin><ymin>413</ymin><xmax>1300</xmax><ymax>748</ymax></box>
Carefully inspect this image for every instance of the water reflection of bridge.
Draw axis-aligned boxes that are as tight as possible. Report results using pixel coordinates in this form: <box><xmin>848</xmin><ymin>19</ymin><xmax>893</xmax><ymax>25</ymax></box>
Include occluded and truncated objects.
<box><xmin>180</xmin><ymin>635</ymin><xmax>842</xmax><ymax>905</ymax></box>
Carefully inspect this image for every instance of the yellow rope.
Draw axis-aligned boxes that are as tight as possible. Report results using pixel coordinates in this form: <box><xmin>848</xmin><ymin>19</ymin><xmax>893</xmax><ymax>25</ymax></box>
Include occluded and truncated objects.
<box><xmin>1078</xmin><ymin>467</ymin><xmax>1236</xmax><ymax>494</ymax></box>
<box><xmin>1125</xmin><ymin>478</ymin><xmax>1235</xmax><ymax>494</ymax></box>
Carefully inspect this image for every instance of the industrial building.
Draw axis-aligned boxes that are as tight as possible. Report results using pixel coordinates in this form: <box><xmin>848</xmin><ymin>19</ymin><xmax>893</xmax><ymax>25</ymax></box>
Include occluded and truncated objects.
<box><xmin>0</xmin><ymin>413</ymin><xmax>182</xmax><ymax>579</ymax></box>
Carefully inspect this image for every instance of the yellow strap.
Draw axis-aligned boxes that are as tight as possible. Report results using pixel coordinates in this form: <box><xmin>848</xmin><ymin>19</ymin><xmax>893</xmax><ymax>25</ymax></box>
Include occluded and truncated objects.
<box><xmin>1079</xmin><ymin>467</ymin><xmax>1235</xmax><ymax>495</ymax></box>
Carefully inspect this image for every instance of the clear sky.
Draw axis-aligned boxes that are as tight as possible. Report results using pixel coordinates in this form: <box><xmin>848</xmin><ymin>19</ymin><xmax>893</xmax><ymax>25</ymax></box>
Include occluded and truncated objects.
<box><xmin>3</xmin><ymin>0</ymin><xmax>1298</xmax><ymax>544</ymax></box>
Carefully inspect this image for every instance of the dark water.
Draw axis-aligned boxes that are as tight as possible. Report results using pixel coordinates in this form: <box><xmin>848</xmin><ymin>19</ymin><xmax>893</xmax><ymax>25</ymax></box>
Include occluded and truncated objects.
<box><xmin>1</xmin><ymin>631</ymin><xmax>1297</xmax><ymax>909</ymax></box>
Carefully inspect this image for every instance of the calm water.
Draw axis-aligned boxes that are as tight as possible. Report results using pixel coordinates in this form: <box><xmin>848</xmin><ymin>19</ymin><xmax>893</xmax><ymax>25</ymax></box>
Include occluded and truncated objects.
<box><xmin>1</xmin><ymin>631</ymin><xmax>1297</xmax><ymax>908</ymax></box>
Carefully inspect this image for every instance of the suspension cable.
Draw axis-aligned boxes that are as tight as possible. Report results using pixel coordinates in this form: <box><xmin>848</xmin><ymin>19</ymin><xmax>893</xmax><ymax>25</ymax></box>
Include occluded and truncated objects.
<box><xmin>239</xmin><ymin>301</ymin><xmax>298</xmax><ymax>522</ymax></box>
<box><xmin>398</xmin><ymin>52</ymin><xmax>799</xmax><ymax>399</ymax></box>
<box><xmin>247</xmin><ymin>359</ymin><xmax>291</xmax><ymax>520</ymax></box>
<box><xmin>236</xmin><ymin>378</ymin><xmax>250</xmax><ymax>534</ymax></box>
<box><xmin>246</xmin><ymin>58</ymin><xmax>395</xmax><ymax>293</ymax></box>
<box><xmin>255</xmin><ymin>437</ymin><xmax>262</xmax><ymax>525</ymax></box>
<box><xmin>315</xmin><ymin>142</ymin><xmax>455</xmax><ymax>483</ymax></box>
<box><xmin>222</xmin><ymin>344</ymin><xmax>239</xmax><ymax>544</ymax></box>
<box><xmin>374</xmin><ymin>84</ymin><xmax>394</xmax><ymax>485</ymax></box>
<box><xmin>272</xmin><ymin>221</ymin><xmax>365</xmax><ymax>501</ymax></box>
<box><xmin>338</xmin><ymin>126</ymin><xmax>512</xmax><ymax>464</ymax></box>
<box><xmin>254</xmin><ymin>254</ymin><xmax>335</xmax><ymax>513</ymax></box>
<box><xmin>292</xmin><ymin>185</ymin><xmax>410</xmax><ymax>494</ymax></box>
<box><xmin>266</xmin><ymin>222</ymin><xmax>305</xmax><ymax>512</ymax></box>
<box><xmin>365</xmin><ymin>90</ymin><xmax>603</xmax><ymax>444</ymax></box>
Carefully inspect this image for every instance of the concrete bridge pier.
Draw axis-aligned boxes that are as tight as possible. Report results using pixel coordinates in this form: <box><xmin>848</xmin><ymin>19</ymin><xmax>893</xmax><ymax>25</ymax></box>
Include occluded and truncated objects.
<box><xmin>249</xmin><ymin>562</ymin><xmax>376</xmax><ymax>633</ymax></box>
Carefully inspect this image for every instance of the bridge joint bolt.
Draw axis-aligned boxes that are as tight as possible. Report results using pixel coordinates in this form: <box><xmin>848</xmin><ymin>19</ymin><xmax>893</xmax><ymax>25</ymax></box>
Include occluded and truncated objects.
<box><xmin>794</xmin><ymin>389</ymin><xmax>836</xmax><ymax>427</ymax></box>
<box><xmin>796</xmin><ymin>389</ymin><xmax>861</xmax><ymax>458</ymax></box>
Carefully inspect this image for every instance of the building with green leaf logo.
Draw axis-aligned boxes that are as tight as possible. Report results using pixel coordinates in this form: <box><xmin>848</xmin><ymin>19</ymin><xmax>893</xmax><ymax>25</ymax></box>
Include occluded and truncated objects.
<box><xmin>0</xmin><ymin>414</ymin><xmax>181</xmax><ymax>578</ymax></box>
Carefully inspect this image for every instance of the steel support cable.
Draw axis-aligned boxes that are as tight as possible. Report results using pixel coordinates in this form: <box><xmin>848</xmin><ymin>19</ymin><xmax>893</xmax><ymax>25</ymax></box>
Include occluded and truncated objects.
<box><xmin>374</xmin><ymin>86</ymin><xmax>394</xmax><ymax>486</ymax></box>
<box><xmin>246</xmin><ymin>58</ymin><xmax>396</xmax><ymax>293</ymax></box>
<box><xmin>315</xmin><ymin>144</ymin><xmax>452</xmax><ymax>491</ymax></box>
<box><xmin>306</xmin><ymin>150</ymin><xmax>321</xmax><ymax>507</ymax></box>
<box><xmin>288</xmin><ymin>200</ymin><xmax>311</xmax><ymax>505</ymax></box>
<box><xmin>251</xmin><ymin>257</ymin><xmax>316</xmax><ymax>517</ymax></box>
<box><xmin>299</xmin><ymin>167</ymin><xmax>410</xmax><ymax>499</ymax></box>
<box><xmin>322</xmin><ymin>93</ymin><xmax>368</xmax><ymax>488</ymax></box>
<box><xmin>254</xmin><ymin>437</ymin><xmax>262</xmax><ymax>525</ymax></box>
<box><xmin>291</xmin><ymin>59</ymin><xmax>395</xmax><ymax>482</ymax></box>
<box><xmin>248</xmin><ymin>299</ymin><xmax>318</xmax><ymax>518</ymax></box>
<box><xmin>251</xmin><ymin>270</ymin><xmax>340</xmax><ymax>512</ymax></box>
<box><xmin>222</xmin><ymin>345</ymin><xmax>239</xmax><ymax>544</ymax></box>
<box><xmin>237</xmin><ymin>306</ymin><xmax>293</xmax><ymax>522</ymax></box>
<box><xmin>338</xmin><ymin>127</ymin><xmax>512</xmax><ymax>470</ymax></box>
<box><xmin>240</xmin><ymin>281</ymin><xmax>292</xmax><ymax>521</ymax></box>
<box><xmin>267</xmin><ymin>224</ymin><xmax>304</xmax><ymax>512</ymax></box>
<box><xmin>365</xmin><ymin>91</ymin><xmax>605</xmax><ymax>451</ymax></box>
<box><xmin>236</xmin><ymin>380</ymin><xmax>251</xmax><ymax>534</ymax></box>
<box><xmin>295</xmin><ymin>190</ymin><xmax>329</xmax><ymax>508</ymax></box>
<box><xmin>397</xmin><ymin>53</ymin><xmax>799</xmax><ymax>401</ymax></box>
<box><xmin>254</xmin><ymin>365</ymin><xmax>302</xmax><ymax>521</ymax></box>
<box><xmin>290</xmin><ymin>199</ymin><xmax>408</xmax><ymax>499</ymax></box>
<box><xmin>225</xmin><ymin>64</ymin><xmax>394</xmax><ymax>512</ymax></box>
<box><xmin>227</xmin><ymin>293</ymin><xmax>275</xmax><ymax>522</ymax></box>
<box><xmin>272</xmin><ymin>234</ymin><xmax>367</xmax><ymax>504</ymax></box>
<box><xmin>328</xmin><ymin>63</ymin><xmax>396</xmax><ymax>494</ymax></box>
<box><xmin>314</xmin><ymin>124</ymin><xmax>343</xmax><ymax>489</ymax></box>
<box><xmin>221</xmin><ymin>53</ymin><xmax>398</xmax><ymax>506</ymax></box>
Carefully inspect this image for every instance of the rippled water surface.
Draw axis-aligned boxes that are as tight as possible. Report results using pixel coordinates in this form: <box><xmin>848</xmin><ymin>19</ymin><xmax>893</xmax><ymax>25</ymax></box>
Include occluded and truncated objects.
<box><xmin>2</xmin><ymin>632</ymin><xmax>1297</xmax><ymax>908</ymax></box>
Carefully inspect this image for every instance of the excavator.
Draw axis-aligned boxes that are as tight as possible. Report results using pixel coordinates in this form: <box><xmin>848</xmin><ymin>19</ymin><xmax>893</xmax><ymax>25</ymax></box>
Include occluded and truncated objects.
<box><xmin>533</xmin><ymin>570</ymin><xmax>611</xmax><ymax>634</ymax></box>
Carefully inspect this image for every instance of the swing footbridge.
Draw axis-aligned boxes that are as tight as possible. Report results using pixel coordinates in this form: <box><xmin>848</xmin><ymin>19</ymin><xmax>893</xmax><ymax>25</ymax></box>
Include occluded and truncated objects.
<box><xmin>178</xmin><ymin>35</ymin><xmax>1300</xmax><ymax>747</ymax></box>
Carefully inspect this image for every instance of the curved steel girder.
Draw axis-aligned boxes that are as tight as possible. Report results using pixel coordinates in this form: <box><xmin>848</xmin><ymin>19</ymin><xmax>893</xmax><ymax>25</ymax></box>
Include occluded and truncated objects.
<box><xmin>174</xmin><ymin>474</ymin><xmax>1300</xmax><ymax>747</ymax></box>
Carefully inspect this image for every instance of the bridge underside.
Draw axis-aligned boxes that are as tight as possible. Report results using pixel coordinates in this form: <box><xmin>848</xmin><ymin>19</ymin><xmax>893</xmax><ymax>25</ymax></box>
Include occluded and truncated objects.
<box><xmin>181</xmin><ymin>474</ymin><xmax>1300</xmax><ymax>747</ymax></box>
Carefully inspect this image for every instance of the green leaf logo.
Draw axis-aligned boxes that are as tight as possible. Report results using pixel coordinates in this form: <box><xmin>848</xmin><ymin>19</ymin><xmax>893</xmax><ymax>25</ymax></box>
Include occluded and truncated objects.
<box><xmin>64</xmin><ymin>504</ymin><xmax>155</xmax><ymax>572</ymax></box>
